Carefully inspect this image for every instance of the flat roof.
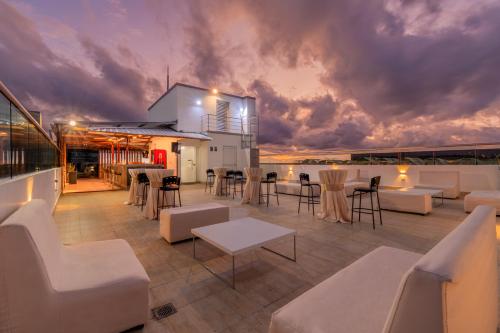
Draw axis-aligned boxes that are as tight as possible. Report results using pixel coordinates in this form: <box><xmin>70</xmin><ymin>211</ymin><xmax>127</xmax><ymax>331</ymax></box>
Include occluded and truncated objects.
<box><xmin>148</xmin><ymin>82</ymin><xmax>256</xmax><ymax>111</ymax></box>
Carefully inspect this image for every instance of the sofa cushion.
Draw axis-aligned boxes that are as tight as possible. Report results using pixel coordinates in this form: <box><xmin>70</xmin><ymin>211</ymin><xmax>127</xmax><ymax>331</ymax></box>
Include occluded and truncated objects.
<box><xmin>269</xmin><ymin>246</ymin><xmax>422</xmax><ymax>333</ymax></box>
<box><xmin>384</xmin><ymin>205</ymin><xmax>497</xmax><ymax>333</ymax></box>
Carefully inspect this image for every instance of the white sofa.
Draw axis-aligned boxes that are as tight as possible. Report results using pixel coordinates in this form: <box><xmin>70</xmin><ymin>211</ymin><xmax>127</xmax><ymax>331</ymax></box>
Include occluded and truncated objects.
<box><xmin>414</xmin><ymin>170</ymin><xmax>460</xmax><ymax>199</ymax></box>
<box><xmin>0</xmin><ymin>199</ymin><xmax>150</xmax><ymax>333</ymax></box>
<box><xmin>378</xmin><ymin>188</ymin><xmax>433</xmax><ymax>215</ymax></box>
<box><xmin>269</xmin><ymin>205</ymin><xmax>497</xmax><ymax>333</ymax></box>
<box><xmin>160</xmin><ymin>203</ymin><xmax>230</xmax><ymax>243</ymax></box>
<box><xmin>464</xmin><ymin>191</ymin><xmax>500</xmax><ymax>214</ymax></box>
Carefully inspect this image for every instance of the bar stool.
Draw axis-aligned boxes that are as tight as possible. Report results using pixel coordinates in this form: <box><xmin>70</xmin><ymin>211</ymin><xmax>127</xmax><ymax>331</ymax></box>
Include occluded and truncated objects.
<box><xmin>205</xmin><ymin>169</ymin><xmax>215</xmax><ymax>193</ymax></box>
<box><xmin>232</xmin><ymin>170</ymin><xmax>245</xmax><ymax>199</ymax></box>
<box><xmin>297</xmin><ymin>173</ymin><xmax>321</xmax><ymax>215</ymax></box>
<box><xmin>351</xmin><ymin>176</ymin><xmax>382</xmax><ymax>229</ymax></box>
<box><xmin>259</xmin><ymin>172</ymin><xmax>279</xmax><ymax>207</ymax></box>
<box><xmin>224</xmin><ymin>170</ymin><xmax>235</xmax><ymax>197</ymax></box>
<box><xmin>158</xmin><ymin>176</ymin><xmax>181</xmax><ymax>217</ymax></box>
<box><xmin>137</xmin><ymin>173</ymin><xmax>149</xmax><ymax>211</ymax></box>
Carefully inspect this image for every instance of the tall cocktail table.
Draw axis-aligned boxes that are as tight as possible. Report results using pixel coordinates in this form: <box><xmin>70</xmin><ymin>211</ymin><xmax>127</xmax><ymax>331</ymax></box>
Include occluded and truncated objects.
<box><xmin>191</xmin><ymin>217</ymin><xmax>296</xmax><ymax>289</ymax></box>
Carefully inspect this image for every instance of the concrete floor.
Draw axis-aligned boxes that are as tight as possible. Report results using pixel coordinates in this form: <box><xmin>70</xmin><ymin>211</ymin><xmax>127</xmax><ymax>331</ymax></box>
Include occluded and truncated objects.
<box><xmin>53</xmin><ymin>184</ymin><xmax>500</xmax><ymax>333</ymax></box>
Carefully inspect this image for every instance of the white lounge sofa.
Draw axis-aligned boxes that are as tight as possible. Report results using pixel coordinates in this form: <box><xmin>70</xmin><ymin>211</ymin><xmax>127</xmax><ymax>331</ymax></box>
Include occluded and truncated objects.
<box><xmin>414</xmin><ymin>170</ymin><xmax>460</xmax><ymax>199</ymax></box>
<box><xmin>378</xmin><ymin>188</ymin><xmax>433</xmax><ymax>215</ymax></box>
<box><xmin>0</xmin><ymin>199</ymin><xmax>150</xmax><ymax>333</ymax></box>
<box><xmin>160</xmin><ymin>203</ymin><xmax>230</xmax><ymax>243</ymax></box>
<box><xmin>269</xmin><ymin>205</ymin><xmax>497</xmax><ymax>333</ymax></box>
<box><xmin>464</xmin><ymin>191</ymin><xmax>500</xmax><ymax>214</ymax></box>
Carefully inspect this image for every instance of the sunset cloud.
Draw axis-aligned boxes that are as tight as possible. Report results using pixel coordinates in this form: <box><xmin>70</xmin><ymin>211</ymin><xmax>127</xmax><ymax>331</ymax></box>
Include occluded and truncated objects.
<box><xmin>1</xmin><ymin>0</ymin><xmax>499</xmax><ymax>151</ymax></box>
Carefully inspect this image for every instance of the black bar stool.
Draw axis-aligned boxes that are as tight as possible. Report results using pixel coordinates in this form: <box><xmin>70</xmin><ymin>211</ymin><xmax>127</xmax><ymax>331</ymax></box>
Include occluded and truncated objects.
<box><xmin>232</xmin><ymin>170</ymin><xmax>245</xmax><ymax>199</ymax></box>
<box><xmin>158</xmin><ymin>176</ymin><xmax>181</xmax><ymax>218</ymax></box>
<box><xmin>259</xmin><ymin>172</ymin><xmax>279</xmax><ymax>207</ymax></box>
<box><xmin>351</xmin><ymin>176</ymin><xmax>382</xmax><ymax>229</ymax></box>
<box><xmin>137</xmin><ymin>173</ymin><xmax>150</xmax><ymax>211</ymax></box>
<box><xmin>205</xmin><ymin>169</ymin><xmax>215</xmax><ymax>193</ymax></box>
<box><xmin>223</xmin><ymin>170</ymin><xmax>235</xmax><ymax>197</ymax></box>
<box><xmin>297</xmin><ymin>173</ymin><xmax>321</xmax><ymax>215</ymax></box>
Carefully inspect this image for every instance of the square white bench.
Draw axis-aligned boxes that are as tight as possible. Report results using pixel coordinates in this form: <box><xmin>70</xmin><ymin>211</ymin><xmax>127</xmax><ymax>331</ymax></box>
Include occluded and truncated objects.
<box><xmin>378</xmin><ymin>188</ymin><xmax>436</xmax><ymax>215</ymax></box>
<box><xmin>464</xmin><ymin>191</ymin><xmax>500</xmax><ymax>214</ymax></box>
<box><xmin>160</xmin><ymin>203</ymin><xmax>229</xmax><ymax>243</ymax></box>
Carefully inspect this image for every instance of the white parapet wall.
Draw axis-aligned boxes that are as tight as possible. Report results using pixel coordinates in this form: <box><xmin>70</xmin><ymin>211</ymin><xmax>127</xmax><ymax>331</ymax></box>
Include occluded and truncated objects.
<box><xmin>0</xmin><ymin>168</ymin><xmax>61</xmax><ymax>222</ymax></box>
<box><xmin>261</xmin><ymin>164</ymin><xmax>500</xmax><ymax>192</ymax></box>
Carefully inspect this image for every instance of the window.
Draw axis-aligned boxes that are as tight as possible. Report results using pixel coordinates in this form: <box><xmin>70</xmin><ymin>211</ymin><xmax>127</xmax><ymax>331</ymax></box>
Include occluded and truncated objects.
<box><xmin>0</xmin><ymin>91</ymin><xmax>59</xmax><ymax>180</ymax></box>
<box><xmin>401</xmin><ymin>151</ymin><xmax>434</xmax><ymax>165</ymax></box>
<box><xmin>11</xmin><ymin>105</ymin><xmax>28</xmax><ymax>176</ymax></box>
<box><xmin>435</xmin><ymin>150</ymin><xmax>475</xmax><ymax>165</ymax></box>
<box><xmin>0</xmin><ymin>93</ymin><xmax>10</xmax><ymax>178</ymax></box>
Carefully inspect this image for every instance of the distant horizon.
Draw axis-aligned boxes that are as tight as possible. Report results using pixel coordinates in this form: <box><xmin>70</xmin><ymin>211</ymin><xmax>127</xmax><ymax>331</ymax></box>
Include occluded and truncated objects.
<box><xmin>1</xmin><ymin>0</ymin><xmax>500</xmax><ymax>153</ymax></box>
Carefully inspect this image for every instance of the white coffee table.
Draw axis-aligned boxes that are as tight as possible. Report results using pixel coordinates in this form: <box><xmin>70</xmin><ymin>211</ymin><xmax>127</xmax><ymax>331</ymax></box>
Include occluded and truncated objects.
<box><xmin>191</xmin><ymin>217</ymin><xmax>296</xmax><ymax>288</ymax></box>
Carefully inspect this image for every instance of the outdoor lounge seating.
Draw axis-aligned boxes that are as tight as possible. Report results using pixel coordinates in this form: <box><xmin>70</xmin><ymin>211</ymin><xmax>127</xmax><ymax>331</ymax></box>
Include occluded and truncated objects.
<box><xmin>160</xmin><ymin>202</ymin><xmax>230</xmax><ymax>243</ymax></box>
<box><xmin>378</xmin><ymin>188</ymin><xmax>434</xmax><ymax>215</ymax></box>
<box><xmin>0</xmin><ymin>199</ymin><xmax>150</xmax><ymax>333</ymax></box>
<box><xmin>269</xmin><ymin>205</ymin><xmax>498</xmax><ymax>333</ymax></box>
<box><xmin>414</xmin><ymin>170</ymin><xmax>460</xmax><ymax>199</ymax></box>
<box><xmin>464</xmin><ymin>191</ymin><xmax>500</xmax><ymax>214</ymax></box>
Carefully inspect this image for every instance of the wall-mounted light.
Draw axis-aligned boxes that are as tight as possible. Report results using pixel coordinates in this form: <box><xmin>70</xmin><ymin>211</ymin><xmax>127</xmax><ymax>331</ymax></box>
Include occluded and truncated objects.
<box><xmin>397</xmin><ymin>165</ymin><xmax>409</xmax><ymax>182</ymax></box>
<box><xmin>240</xmin><ymin>107</ymin><xmax>247</xmax><ymax>117</ymax></box>
<box><xmin>196</xmin><ymin>100</ymin><xmax>202</xmax><ymax>105</ymax></box>
<box><xmin>69</xmin><ymin>120</ymin><xmax>76</xmax><ymax>127</ymax></box>
<box><xmin>211</xmin><ymin>88</ymin><xmax>218</xmax><ymax>94</ymax></box>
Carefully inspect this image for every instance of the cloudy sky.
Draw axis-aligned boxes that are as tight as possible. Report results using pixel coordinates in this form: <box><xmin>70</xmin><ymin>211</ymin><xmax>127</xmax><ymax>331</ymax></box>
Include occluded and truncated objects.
<box><xmin>1</xmin><ymin>0</ymin><xmax>500</xmax><ymax>153</ymax></box>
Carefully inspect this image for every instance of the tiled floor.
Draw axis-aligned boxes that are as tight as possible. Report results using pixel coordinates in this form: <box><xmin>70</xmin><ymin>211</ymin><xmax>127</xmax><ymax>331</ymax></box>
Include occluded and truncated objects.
<box><xmin>53</xmin><ymin>185</ymin><xmax>500</xmax><ymax>333</ymax></box>
<box><xmin>63</xmin><ymin>178</ymin><xmax>115</xmax><ymax>193</ymax></box>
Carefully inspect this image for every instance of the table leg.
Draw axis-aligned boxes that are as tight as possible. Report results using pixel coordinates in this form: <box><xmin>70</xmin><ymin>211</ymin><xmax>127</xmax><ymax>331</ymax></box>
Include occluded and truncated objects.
<box><xmin>261</xmin><ymin>235</ymin><xmax>297</xmax><ymax>262</ymax></box>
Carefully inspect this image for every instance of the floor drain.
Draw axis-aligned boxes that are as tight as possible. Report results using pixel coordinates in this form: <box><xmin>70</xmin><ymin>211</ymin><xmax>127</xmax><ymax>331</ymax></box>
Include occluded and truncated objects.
<box><xmin>151</xmin><ymin>303</ymin><xmax>177</xmax><ymax>320</ymax></box>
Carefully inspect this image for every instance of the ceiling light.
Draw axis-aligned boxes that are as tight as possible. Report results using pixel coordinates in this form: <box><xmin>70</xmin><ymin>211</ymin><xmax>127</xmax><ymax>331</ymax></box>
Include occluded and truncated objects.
<box><xmin>69</xmin><ymin>120</ymin><xmax>76</xmax><ymax>126</ymax></box>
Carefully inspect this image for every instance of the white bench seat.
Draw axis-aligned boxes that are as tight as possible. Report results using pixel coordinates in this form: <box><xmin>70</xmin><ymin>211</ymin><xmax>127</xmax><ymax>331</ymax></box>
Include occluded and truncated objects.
<box><xmin>378</xmin><ymin>188</ymin><xmax>433</xmax><ymax>215</ymax></box>
<box><xmin>160</xmin><ymin>203</ymin><xmax>229</xmax><ymax>243</ymax></box>
<box><xmin>464</xmin><ymin>191</ymin><xmax>500</xmax><ymax>214</ymax></box>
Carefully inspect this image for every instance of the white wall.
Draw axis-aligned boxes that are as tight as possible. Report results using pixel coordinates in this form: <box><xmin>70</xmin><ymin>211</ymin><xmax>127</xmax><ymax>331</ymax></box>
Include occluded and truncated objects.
<box><xmin>149</xmin><ymin>137</ymin><xmax>179</xmax><ymax>173</ymax></box>
<box><xmin>261</xmin><ymin>164</ymin><xmax>500</xmax><ymax>192</ymax></box>
<box><xmin>0</xmin><ymin>168</ymin><xmax>61</xmax><ymax>222</ymax></box>
<box><xmin>149</xmin><ymin>85</ymin><xmax>256</xmax><ymax>134</ymax></box>
<box><xmin>200</xmin><ymin>133</ymin><xmax>251</xmax><ymax>181</ymax></box>
<box><xmin>148</xmin><ymin>88</ymin><xmax>178</xmax><ymax>124</ymax></box>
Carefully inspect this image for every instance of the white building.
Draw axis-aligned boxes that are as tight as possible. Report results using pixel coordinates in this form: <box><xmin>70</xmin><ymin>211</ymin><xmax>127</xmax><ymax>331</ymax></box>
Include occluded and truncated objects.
<box><xmin>148</xmin><ymin>83</ymin><xmax>259</xmax><ymax>183</ymax></box>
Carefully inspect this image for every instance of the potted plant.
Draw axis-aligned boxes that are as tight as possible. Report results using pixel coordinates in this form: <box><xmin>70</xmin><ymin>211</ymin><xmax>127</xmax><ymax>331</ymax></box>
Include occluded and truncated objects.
<box><xmin>67</xmin><ymin>163</ymin><xmax>77</xmax><ymax>184</ymax></box>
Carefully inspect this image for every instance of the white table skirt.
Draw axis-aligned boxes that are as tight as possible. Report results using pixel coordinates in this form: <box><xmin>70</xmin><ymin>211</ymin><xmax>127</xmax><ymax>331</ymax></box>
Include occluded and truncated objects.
<box><xmin>143</xmin><ymin>169</ymin><xmax>175</xmax><ymax>220</ymax></box>
<box><xmin>242</xmin><ymin>167</ymin><xmax>263</xmax><ymax>204</ymax></box>
<box><xmin>126</xmin><ymin>168</ymin><xmax>145</xmax><ymax>205</ymax></box>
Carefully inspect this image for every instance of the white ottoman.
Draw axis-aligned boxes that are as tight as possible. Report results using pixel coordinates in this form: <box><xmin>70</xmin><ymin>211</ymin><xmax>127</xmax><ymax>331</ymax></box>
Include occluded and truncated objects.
<box><xmin>464</xmin><ymin>191</ymin><xmax>500</xmax><ymax>214</ymax></box>
<box><xmin>160</xmin><ymin>203</ymin><xmax>230</xmax><ymax>243</ymax></box>
<box><xmin>378</xmin><ymin>188</ymin><xmax>433</xmax><ymax>215</ymax></box>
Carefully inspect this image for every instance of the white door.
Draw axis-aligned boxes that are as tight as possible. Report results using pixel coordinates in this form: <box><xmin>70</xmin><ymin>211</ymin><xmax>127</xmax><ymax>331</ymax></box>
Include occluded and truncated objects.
<box><xmin>180</xmin><ymin>146</ymin><xmax>197</xmax><ymax>183</ymax></box>
<box><xmin>223</xmin><ymin>146</ymin><xmax>237</xmax><ymax>170</ymax></box>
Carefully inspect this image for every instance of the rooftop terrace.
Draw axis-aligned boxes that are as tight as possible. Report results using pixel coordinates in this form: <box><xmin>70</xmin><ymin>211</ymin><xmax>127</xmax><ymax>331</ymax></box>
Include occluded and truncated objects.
<box><xmin>53</xmin><ymin>185</ymin><xmax>500</xmax><ymax>332</ymax></box>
